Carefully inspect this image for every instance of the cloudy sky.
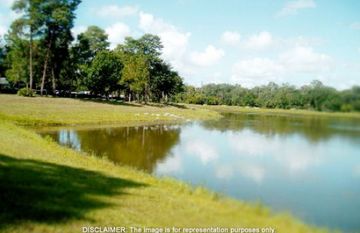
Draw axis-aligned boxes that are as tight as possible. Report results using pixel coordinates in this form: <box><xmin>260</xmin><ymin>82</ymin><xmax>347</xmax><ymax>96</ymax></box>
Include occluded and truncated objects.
<box><xmin>0</xmin><ymin>0</ymin><xmax>359</xmax><ymax>89</ymax></box>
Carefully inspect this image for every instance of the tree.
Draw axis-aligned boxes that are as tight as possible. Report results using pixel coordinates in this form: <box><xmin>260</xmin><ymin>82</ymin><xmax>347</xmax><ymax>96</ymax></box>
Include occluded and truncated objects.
<box><xmin>40</xmin><ymin>0</ymin><xmax>81</xmax><ymax>95</ymax></box>
<box><xmin>0</xmin><ymin>42</ymin><xmax>6</xmax><ymax>77</ymax></box>
<box><xmin>80</xmin><ymin>26</ymin><xmax>109</xmax><ymax>55</ymax></box>
<box><xmin>117</xmin><ymin>34</ymin><xmax>183</xmax><ymax>103</ymax></box>
<box><xmin>12</xmin><ymin>0</ymin><xmax>44</xmax><ymax>90</ymax></box>
<box><xmin>150</xmin><ymin>61</ymin><xmax>184</xmax><ymax>102</ymax></box>
<box><xmin>72</xmin><ymin>25</ymin><xmax>109</xmax><ymax>65</ymax></box>
<box><xmin>120</xmin><ymin>34</ymin><xmax>163</xmax><ymax>58</ymax></box>
<box><xmin>85</xmin><ymin>50</ymin><xmax>123</xmax><ymax>99</ymax></box>
<box><xmin>120</xmin><ymin>53</ymin><xmax>150</xmax><ymax>102</ymax></box>
<box><xmin>4</xmin><ymin>22</ymin><xmax>30</xmax><ymax>88</ymax></box>
<box><xmin>71</xmin><ymin>25</ymin><xmax>109</xmax><ymax>90</ymax></box>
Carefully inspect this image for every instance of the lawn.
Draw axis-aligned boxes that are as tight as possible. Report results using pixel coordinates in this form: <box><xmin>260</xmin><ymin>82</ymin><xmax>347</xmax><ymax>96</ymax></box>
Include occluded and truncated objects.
<box><xmin>0</xmin><ymin>94</ymin><xmax>220</xmax><ymax>126</ymax></box>
<box><xmin>0</xmin><ymin>94</ymin><xmax>333</xmax><ymax>233</ymax></box>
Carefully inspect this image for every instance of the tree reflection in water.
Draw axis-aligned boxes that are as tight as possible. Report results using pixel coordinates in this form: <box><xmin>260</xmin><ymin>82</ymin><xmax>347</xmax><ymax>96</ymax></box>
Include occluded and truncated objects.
<box><xmin>47</xmin><ymin>125</ymin><xmax>181</xmax><ymax>172</ymax></box>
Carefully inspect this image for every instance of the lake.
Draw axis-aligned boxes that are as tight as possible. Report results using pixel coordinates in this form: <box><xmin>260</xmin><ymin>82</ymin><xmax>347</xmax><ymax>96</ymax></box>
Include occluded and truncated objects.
<box><xmin>40</xmin><ymin>113</ymin><xmax>360</xmax><ymax>232</ymax></box>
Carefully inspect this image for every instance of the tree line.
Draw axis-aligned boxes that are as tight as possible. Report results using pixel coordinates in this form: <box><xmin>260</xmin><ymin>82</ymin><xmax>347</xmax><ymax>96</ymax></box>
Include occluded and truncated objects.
<box><xmin>175</xmin><ymin>81</ymin><xmax>360</xmax><ymax>112</ymax></box>
<box><xmin>0</xmin><ymin>0</ymin><xmax>184</xmax><ymax>102</ymax></box>
<box><xmin>0</xmin><ymin>0</ymin><xmax>359</xmax><ymax>111</ymax></box>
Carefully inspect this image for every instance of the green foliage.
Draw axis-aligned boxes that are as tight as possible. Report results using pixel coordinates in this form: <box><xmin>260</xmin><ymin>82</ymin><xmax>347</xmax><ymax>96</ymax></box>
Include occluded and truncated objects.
<box><xmin>6</xmin><ymin>0</ymin><xmax>183</xmax><ymax>102</ymax></box>
<box><xmin>70</xmin><ymin>25</ymin><xmax>109</xmax><ymax>91</ymax></box>
<box><xmin>85</xmin><ymin>50</ymin><xmax>123</xmax><ymax>97</ymax></box>
<box><xmin>119</xmin><ymin>34</ymin><xmax>163</xmax><ymax>58</ymax></box>
<box><xmin>81</xmin><ymin>26</ymin><xmax>109</xmax><ymax>54</ymax></box>
<box><xmin>5</xmin><ymin>36</ymin><xmax>29</xmax><ymax>86</ymax></box>
<box><xmin>177</xmin><ymin>81</ymin><xmax>360</xmax><ymax>112</ymax></box>
<box><xmin>116</xmin><ymin>34</ymin><xmax>184</xmax><ymax>102</ymax></box>
<box><xmin>0</xmin><ymin>43</ymin><xmax>6</xmax><ymax>77</ymax></box>
<box><xmin>150</xmin><ymin>61</ymin><xmax>184</xmax><ymax>102</ymax></box>
<box><xmin>122</xmin><ymin>53</ymin><xmax>149</xmax><ymax>100</ymax></box>
<box><xmin>17</xmin><ymin>87</ymin><xmax>35</xmax><ymax>97</ymax></box>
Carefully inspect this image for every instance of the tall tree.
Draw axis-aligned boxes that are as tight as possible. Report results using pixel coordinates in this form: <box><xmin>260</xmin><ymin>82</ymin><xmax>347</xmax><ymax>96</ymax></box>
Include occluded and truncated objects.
<box><xmin>120</xmin><ymin>34</ymin><xmax>163</xmax><ymax>58</ymax></box>
<box><xmin>40</xmin><ymin>0</ymin><xmax>81</xmax><ymax>95</ymax></box>
<box><xmin>80</xmin><ymin>26</ymin><xmax>109</xmax><ymax>55</ymax></box>
<box><xmin>119</xmin><ymin>53</ymin><xmax>150</xmax><ymax>102</ymax></box>
<box><xmin>0</xmin><ymin>41</ymin><xmax>6</xmax><ymax>77</ymax></box>
<box><xmin>150</xmin><ymin>61</ymin><xmax>184</xmax><ymax>102</ymax></box>
<box><xmin>12</xmin><ymin>0</ymin><xmax>44</xmax><ymax>90</ymax></box>
<box><xmin>71</xmin><ymin>25</ymin><xmax>109</xmax><ymax>89</ymax></box>
<box><xmin>4</xmin><ymin>21</ymin><xmax>30</xmax><ymax>87</ymax></box>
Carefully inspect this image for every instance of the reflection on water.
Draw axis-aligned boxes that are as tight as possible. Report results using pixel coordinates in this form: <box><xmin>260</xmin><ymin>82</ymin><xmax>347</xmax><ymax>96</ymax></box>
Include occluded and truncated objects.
<box><xmin>50</xmin><ymin>125</ymin><xmax>181</xmax><ymax>172</ymax></box>
<box><xmin>41</xmin><ymin>114</ymin><xmax>360</xmax><ymax>232</ymax></box>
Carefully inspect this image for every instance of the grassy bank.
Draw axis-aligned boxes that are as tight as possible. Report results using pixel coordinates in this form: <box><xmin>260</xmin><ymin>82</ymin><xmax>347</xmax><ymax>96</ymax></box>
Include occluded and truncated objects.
<box><xmin>201</xmin><ymin>105</ymin><xmax>360</xmax><ymax>119</ymax></box>
<box><xmin>0</xmin><ymin>94</ymin><xmax>220</xmax><ymax>126</ymax></box>
<box><xmin>0</xmin><ymin>94</ymin><xmax>332</xmax><ymax>233</ymax></box>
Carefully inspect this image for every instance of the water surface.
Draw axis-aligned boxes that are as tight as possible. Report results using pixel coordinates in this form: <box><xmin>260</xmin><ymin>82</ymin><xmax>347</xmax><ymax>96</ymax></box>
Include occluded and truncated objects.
<box><xmin>41</xmin><ymin>113</ymin><xmax>360</xmax><ymax>232</ymax></box>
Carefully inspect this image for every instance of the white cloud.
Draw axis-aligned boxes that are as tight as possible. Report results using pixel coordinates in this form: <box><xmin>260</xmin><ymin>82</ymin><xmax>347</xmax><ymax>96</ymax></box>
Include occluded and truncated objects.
<box><xmin>97</xmin><ymin>5</ymin><xmax>138</xmax><ymax>19</ymax></box>
<box><xmin>239</xmin><ymin>164</ymin><xmax>265</xmax><ymax>184</ymax></box>
<box><xmin>190</xmin><ymin>45</ymin><xmax>225</xmax><ymax>67</ymax></box>
<box><xmin>71</xmin><ymin>25</ymin><xmax>87</xmax><ymax>38</ymax></box>
<box><xmin>350</xmin><ymin>22</ymin><xmax>360</xmax><ymax>30</ymax></box>
<box><xmin>229</xmin><ymin>134</ymin><xmax>268</xmax><ymax>157</ymax></box>
<box><xmin>244</xmin><ymin>31</ymin><xmax>273</xmax><ymax>50</ymax></box>
<box><xmin>279</xmin><ymin>46</ymin><xmax>332</xmax><ymax>72</ymax></box>
<box><xmin>0</xmin><ymin>0</ymin><xmax>15</xmax><ymax>7</ymax></box>
<box><xmin>138</xmin><ymin>11</ymin><xmax>191</xmax><ymax>70</ymax></box>
<box><xmin>221</xmin><ymin>31</ymin><xmax>241</xmax><ymax>46</ymax></box>
<box><xmin>0</xmin><ymin>25</ymin><xmax>6</xmax><ymax>37</ymax></box>
<box><xmin>156</xmin><ymin>154</ymin><xmax>183</xmax><ymax>174</ymax></box>
<box><xmin>0</xmin><ymin>11</ymin><xmax>23</xmax><ymax>37</ymax></box>
<box><xmin>284</xmin><ymin>36</ymin><xmax>325</xmax><ymax>47</ymax></box>
<box><xmin>105</xmin><ymin>22</ymin><xmax>131</xmax><ymax>49</ymax></box>
<box><xmin>215</xmin><ymin>165</ymin><xmax>234</xmax><ymax>180</ymax></box>
<box><xmin>231</xmin><ymin>58</ymin><xmax>284</xmax><ymax>86</ymax></box>
<box><xmin>186</xmin><ymin>140</ymin><xmax>218</xmax><ymax>165</ymax></box>
<box><xmin>277</xmin><ymin>0</ymin><xmax>316</xmax><ymax>16</ymax></box>
<box><xmin>231</xmin><ymin>46</ymin><xmax>333</xmax><ymax>87</ymax></box>
<box><xmin>228</xmin><ymin>131</ymin><xmax>322</xmax><ymax>175</ymax></box>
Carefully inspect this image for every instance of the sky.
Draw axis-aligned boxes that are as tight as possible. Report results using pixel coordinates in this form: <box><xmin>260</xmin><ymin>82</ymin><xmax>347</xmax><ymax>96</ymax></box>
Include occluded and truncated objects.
<box><xmin>0</xmin><ymin>0</ymin><xmax>359</xmax><ymax>89</ymax></box>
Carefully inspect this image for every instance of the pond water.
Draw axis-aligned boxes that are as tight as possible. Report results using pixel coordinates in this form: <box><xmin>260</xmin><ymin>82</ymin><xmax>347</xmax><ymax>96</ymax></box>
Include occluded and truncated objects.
<box><xmin>40</xmin><ymin>113</ymin><xmax>360</xmax><ymax>232</ymax></box>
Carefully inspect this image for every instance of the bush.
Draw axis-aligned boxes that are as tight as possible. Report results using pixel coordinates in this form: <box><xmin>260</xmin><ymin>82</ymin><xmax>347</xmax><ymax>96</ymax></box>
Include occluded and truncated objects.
<box><xmin>17</xmin><ymin>88</ymin><xmax>35</xmax><ymax>97</ymax></box>
<box><xmin>340</xmin><ymin>104</ymin><xmax>353</xmax><ymax>112</ymax></box>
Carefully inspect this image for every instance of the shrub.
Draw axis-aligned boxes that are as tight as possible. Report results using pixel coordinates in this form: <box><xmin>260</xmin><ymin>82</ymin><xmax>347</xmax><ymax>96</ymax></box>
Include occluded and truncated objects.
<box><xmin>17</xmin><ymin>88</ymin><xmax>35</xmax><ymax>97</ymax></box>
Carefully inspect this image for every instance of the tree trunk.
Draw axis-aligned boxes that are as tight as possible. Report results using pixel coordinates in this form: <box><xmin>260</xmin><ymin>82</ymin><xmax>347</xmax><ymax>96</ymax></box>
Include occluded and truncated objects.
<box><xmin>41</xmin><ymin>34</ymin><xmax>52</xmax><ymax>96</ymax></box>
<box><xmin>51</xmin><ymin>67</ymin><xmax>56</xmax><ymax>95</ymax></box>
<box><xmin>128</xmin><ymin>93</ymin><xmax>131</xmax><ymax>102</ymax></box>
<box><xmin>40</xmin><ymin>49</ymin><xmax>50</xmax><ymax>96</ymax></box>
<box><xmin>144</xmin><ymin>84</ymin><xmax>149</xmax><ymax>104</ymax></box>
<box><xmin>29</xmin><ymin>26</ymin><xmax>33</xmax><ymax>90</ymax></box>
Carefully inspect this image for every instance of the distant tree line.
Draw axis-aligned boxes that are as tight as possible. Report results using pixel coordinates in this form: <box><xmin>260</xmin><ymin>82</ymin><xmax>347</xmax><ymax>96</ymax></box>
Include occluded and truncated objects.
<box><xmin>0</xmin><ymin>0</ymin><xmax>184</xmax><ymax>102</ymax></box>
<box><xmin>175</xmin><ymin>81</ymin><xmax>360</xmax><ymax>112</ymax></box>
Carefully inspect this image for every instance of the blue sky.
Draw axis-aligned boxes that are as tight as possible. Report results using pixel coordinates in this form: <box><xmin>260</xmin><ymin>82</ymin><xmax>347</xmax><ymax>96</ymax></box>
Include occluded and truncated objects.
<box><xmin>1</xmin><ymin>0</ymin><xmax>359</xmax><ymax>89</ymax></box>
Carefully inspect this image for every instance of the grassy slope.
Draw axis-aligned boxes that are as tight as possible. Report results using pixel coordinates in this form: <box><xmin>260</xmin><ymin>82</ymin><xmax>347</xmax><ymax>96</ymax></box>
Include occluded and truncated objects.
<box><xmin>0</xmin><ymin>95</ymin><xmax>333</xmax><ymax>233</ymax></box>
<box><xmin>0</xmin><ymin>95</ymin><xmax>220</xmax><ymax>126</ymax></box>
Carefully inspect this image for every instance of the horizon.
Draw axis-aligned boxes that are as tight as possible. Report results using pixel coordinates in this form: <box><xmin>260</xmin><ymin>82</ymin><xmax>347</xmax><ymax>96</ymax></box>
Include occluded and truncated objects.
<box><xmin>0</xmin><ymin>0</ymin><xmax>359</xmax><ymax>90</ymax></box>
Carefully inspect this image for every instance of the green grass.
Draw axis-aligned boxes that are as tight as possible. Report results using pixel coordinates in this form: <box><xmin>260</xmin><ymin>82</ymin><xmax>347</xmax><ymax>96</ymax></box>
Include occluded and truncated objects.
<box><xmin>0</xmin><ymin>94</ymin><xmax>336</xmax><ymax>233</ymax></box>
<box><xmin>200</xmin><ymin>105</ymin><xmax>360</xmax><ymax>119</ymax></box>
<box><xmin>0</xmin><ymin>94</ymin><xmax>221</xmax><ymax>126</ymax></box>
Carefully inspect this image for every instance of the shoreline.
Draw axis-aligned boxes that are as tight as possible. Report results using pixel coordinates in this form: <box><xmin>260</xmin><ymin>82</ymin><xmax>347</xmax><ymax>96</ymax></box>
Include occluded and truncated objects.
<box><xmin>0</xmin><ymin>94</ymin><xmax>335</xmax><ymax>233</ymax></box>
